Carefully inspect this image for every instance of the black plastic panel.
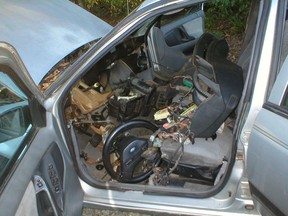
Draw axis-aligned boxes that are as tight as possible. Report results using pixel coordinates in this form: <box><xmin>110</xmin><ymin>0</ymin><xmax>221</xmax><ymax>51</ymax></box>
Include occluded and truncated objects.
<box><xmin>34</xmin><ymin>143</ymin><xmax>64</xmax><ymax>214</ymax></box>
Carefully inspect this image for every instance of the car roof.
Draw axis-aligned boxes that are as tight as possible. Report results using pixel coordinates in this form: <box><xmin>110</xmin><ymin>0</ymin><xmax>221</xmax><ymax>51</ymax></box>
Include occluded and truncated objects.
<box><xmin>0</xmin><ymin>0</ymin><xmax>112</xmax><ymax>84</ymax></box>
<box><xmin>138</xmin><ymin>0</ymin><xmax>161</xmax><ymax>10</ymax></box>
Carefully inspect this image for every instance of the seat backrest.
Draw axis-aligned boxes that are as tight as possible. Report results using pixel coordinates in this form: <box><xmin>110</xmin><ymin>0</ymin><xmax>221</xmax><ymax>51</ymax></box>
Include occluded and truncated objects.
<box><xmin>193</xmin><ymin>32</ymin><xmax>218</xmax><ymax>59</ymax></box>
<box><xmin>189</xmin><ymin>34</ymin><xmax>244</xmax><ymax>138</ymax></box>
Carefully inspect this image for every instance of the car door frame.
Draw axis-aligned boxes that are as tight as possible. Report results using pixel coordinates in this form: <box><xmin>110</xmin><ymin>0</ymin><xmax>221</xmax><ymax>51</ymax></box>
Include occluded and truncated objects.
<box><xmin>247</xmin><ymin>35</ymin><xmax>288</xmax><ymax>216</ymax></box>
<box><xmin>243</xmin><ymin>0</ymin><xmax>288</xmax><ymax>215</ymax></box>
<box><xmin>0</xmin><ymin>43</ymin><xmax>84</xmax><ymax>215</ymax></box>
<box><xmin>58</xmin><ymin>0</ymin><xmax>285</xmax><ymax>213</ymax></box>
<box><xmin>50</xmin><ymin>0</ymin><xmax>228</xmax><ymax>194</ymax></box>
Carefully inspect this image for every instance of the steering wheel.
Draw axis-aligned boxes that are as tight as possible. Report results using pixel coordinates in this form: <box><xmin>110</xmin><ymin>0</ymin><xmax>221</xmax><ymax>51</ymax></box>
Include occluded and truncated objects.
<box><xmin>102</xmin><ymin>119</ymin><xmax>160</xmax><ymax>183</ymax></box>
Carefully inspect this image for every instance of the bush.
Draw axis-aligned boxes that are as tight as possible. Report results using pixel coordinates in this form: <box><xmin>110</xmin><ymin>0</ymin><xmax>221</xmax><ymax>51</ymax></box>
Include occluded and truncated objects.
<box><xmin>205</xmin><ymin>0</ymin><xmax>251</xmax><ymax>34</ymax></box>
<box><xmin>84</xmin><ymin>0</ymin><xmax>143</xmax><ymax>19</ymax></box>
<box><xmin>78</xmin><ymin>0</ymin><xmax>251</xmax><ymax>34</ymax></box>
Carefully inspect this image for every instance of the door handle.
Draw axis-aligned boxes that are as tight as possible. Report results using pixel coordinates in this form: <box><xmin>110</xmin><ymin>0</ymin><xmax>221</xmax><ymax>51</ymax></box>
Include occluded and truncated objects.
<box><xmin>178</xmin><ymin>26</ymin><xmax>195</xmax><ymax>42</ymax></box>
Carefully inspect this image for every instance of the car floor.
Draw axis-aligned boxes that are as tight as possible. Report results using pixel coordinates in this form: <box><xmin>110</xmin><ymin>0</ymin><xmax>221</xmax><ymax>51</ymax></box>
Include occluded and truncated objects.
<box><xmin>77</xmin><ymin>119</ymin><xmax>234</xmax><ymax>192</ymax></box>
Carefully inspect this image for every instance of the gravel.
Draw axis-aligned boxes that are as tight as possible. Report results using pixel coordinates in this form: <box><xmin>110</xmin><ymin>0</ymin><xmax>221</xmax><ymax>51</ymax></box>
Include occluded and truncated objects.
<box><xmin>82</xmin><ymin>208</ymin><xmax>154</xmax><ymax>216</ymax></box>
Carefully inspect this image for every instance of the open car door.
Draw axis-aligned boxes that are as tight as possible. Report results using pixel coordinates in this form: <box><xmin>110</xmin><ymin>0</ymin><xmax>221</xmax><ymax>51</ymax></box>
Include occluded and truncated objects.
<box><xmin>146</xmin><ymin>5</ymin><xmax>204</xmax><ymax>79</ymax></box>
<box><xmin>0</xmin><ymin>44</ymin><xmax>83</xmax><ymax>215</ymax></box>
<box><xmin>247</xmin><ymin>55</ymin><xmax>288</xmax><ymax>215</ymax></box>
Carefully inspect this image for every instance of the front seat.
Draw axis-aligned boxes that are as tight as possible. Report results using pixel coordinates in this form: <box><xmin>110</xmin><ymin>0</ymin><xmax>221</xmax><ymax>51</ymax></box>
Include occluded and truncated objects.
<box><xmin>188</xmin><ymin>33</ymin><xmax>244</xmax><ymax>138</ymax></box>
<box><xmin>147</xmin><ymin>26</ymin><xmax>192</xmax><ymax>80</ymax></box>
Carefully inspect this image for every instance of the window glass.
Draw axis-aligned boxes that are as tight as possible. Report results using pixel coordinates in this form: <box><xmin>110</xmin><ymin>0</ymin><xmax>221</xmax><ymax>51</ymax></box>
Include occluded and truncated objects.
<box><xmin>279</xmin><ymin>20</ymin><xmax>288</xmax><ymax>70</ymax></box>
<box><xmin>282</xmin><ymin>89</ymin><xmax>288</xmax><ymax>107</ymax></box>
<box><xmin>160</xmin><ymin>6</ymin><xmax>201</xmax><ymax>26</ymax></box>
<box><xmin>0</xmin><ymin>72</ymin><xmax>32</xmax><ymax>178</ymax></box>
<box><xmin>279</xmin><ymin>18</ymin><xmax>288</xmax><ymax>108</ymax></box>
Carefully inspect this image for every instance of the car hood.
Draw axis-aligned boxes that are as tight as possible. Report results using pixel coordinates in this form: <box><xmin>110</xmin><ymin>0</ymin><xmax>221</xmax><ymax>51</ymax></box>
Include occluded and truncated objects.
<box><xmin>0</xmin><ymin>0</ymin><xmax>112</xmax><ymax>84</ymax></box>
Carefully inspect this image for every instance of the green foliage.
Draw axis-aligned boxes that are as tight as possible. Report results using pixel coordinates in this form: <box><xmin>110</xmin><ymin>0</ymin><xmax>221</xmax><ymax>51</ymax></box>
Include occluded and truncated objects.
<box><xmin>84</xmin><ymin>0</ymin><xmax>143</xmax><ymax>19</ymax></box>
<box><xmin>206</xmin><ymin>0</ymin><xmax>251</xmax><ymax>34</ymax></box>
<box><xmin>80</xmin><ymin>0</ymin><xmax>250</xmax><ymax>34</ymax></box>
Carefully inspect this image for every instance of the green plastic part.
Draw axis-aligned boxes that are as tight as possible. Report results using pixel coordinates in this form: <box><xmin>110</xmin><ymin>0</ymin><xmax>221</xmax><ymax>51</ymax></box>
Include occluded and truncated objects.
<box><xmin>183</xmin><ymin>79</ymin><xmax>193</xmax><ymax>88</ymax></box>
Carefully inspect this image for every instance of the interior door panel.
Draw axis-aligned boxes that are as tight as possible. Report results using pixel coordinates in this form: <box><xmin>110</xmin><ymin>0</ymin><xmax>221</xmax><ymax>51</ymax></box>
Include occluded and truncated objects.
<box><xmin>33</xmin><ymin>143</ymin><xmax>65</xmax><ymax>215</ymax></box>
<box><xmin>161</xmin><ymin>10</ymin><xmax>204</xmax><ymax>53</ymax></box>
<box><xmin>0</xmin><ymin>125</ymin><xmax>84</xmax><ymax>215</ymax></box>
<box><xmin>15</xmin><ymin>181</ymin><xmax>38</xmax><ymax>216</ymax></box>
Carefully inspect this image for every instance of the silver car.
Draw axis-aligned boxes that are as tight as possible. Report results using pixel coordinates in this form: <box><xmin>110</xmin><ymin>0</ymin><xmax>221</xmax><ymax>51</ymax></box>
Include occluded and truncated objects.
<box><xmin>0</xmin><ymin>0</ymin><xmax>287</xmax><ymax>215</ymax></box>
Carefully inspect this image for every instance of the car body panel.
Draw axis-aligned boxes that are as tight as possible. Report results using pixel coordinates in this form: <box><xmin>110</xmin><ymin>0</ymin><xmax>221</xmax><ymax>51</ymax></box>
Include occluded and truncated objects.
<box><xmin>82</xmin><ymin>159</ymin><xmax>258</xmax><ymax>216</ymax></box>
<box><xmin>248</xmin><ymin>109</ymin><xmax>288</xmax><ymax>216</ymax></box>
<box><xmin>0</xmin><ymin>0</ymin><xmax>287</xmax><ymax>215</ymax></box>
<box><xmin>247</xmin><ymin>49</ymin><xmax>288</xmax><ymax>216</ymax></box>
<box><xmin>0</xmin><ymin>44</ymin><xmax>83</xmax><ymax>216</ymax></box>
<box><xmin>0</xmin><ymin>0</ymin><xmax>112</xmax><ymax>84</ymax></box>
<box><xmin>245</xmin><ymin>0</ymin><xmax>288</xmax><ymax>215</ymax></box>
